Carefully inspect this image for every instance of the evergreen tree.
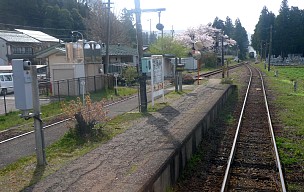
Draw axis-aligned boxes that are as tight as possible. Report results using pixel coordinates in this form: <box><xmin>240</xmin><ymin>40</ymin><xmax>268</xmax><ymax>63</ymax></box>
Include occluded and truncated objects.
<box><xmin>274</xmin><ymin>0</ymin><xmax>291</xmax><ymax>57</ymax></box>
<box><xmin>251</xmin><ymin>7</ymin><xmax>275</xmax><ymax>58</ymax></box>
<box><xmin>224</xmin><ymin>16</ymin><xmax>234</xmax><ymax>38</ymax></box>
<box><xmin>0</xmin><ymin>0</ymin><xmax>89</xmax><ymax>39</ymax></box>
<box><xmin>287</xmin><ymin>7</ymin><xmax>304</xmax><ymax>54</ymax></box>
<box><xmin>212</xmin><ymin>17</ymin><xmax>225</xmax><ymax>30</ymax></box>
<box><xmin>233</xmin><ymin>19</ymin><xmax>249</xmax><ymax>59</ymax></box>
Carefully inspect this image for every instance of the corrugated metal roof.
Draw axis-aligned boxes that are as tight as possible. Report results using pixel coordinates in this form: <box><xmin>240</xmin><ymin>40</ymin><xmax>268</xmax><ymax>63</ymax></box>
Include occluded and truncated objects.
<box><xmin>0</xmin><ymin>30</ymin><xmax>40</xmax><ymax>43</ymax></box>
<box><xmin>101</xmin><ymin>45</ymin><xmax>138</xmax><ymax>56</ymax></box>
<box><xmin>15</xmin><ymin>29</ymin><xmax>59</xmax><ymax>42</ymax></box>
<box><xmin>36</xmin><ymin>43</ymin><xmax>137</xmax><ymax>59</ymax></box>
<box><xmin>36</xmin><ymin>45</ymin><xmax>65</xmax><ymax>58</ymax></box>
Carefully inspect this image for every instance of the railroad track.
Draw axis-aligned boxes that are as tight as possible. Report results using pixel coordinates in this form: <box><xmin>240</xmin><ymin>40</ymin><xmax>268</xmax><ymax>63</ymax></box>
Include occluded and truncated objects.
<box><xmin>195</xmin><ymin>63</ymin><xmax>244</xmax><ymax>78</ymax></box>
<box><xmin>2</xmin><ymin>63</ymin><xmax>244</xmax><ymax>144</ymax></box>
<box><xmin>0</xmin><ymin>94</ymin><xmax>138</xmax><ymax>144</ymax></box>
<box><xmin>220</xmin><ymin>64</ymin><xmax>286</xmax><ymax>191</ymax></box>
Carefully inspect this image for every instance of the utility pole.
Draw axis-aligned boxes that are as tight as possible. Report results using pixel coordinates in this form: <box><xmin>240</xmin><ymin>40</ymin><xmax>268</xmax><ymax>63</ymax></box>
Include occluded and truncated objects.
<box><xmin>264</xmin><ymin>42</ymin><xmax>268</xmax><ymax>69</ymax></box>
<box><xmin>158</xmin><ymin>11</ymin><xmax>163</xmax><ymax>38</ymax></box>
<box><xmin>148</xmin><ymin>19</ymin><xmax>151</xmax><ymax>44</ymax></box>
<box><xmin>171</xmin><ymin>25</ymin><xmax>174</xmax><ymax>39</ymax></box>
<box><xmin>221</xmin><ymin>33</ymin><xmax>225</xmax><ymax>78</ymax></box>
<box><xmin>105</xmin><ymin>0</ymin><xmax>112</xmax><ymax>74</ymax></box>
<box><xmin>268</xmin><ymin>25</ymin><xmax>273</xmax><ymax>72</ymax></box>
<box><xmin>134</xmin><ymin>0</ymin><xmax>147</xmax><ymax>112</ymax></box>
<box><xmin>131</xmin><ymin>3</ymin><xmax>165</xmax><ymax>113</ymax></box>
<box><xmin>260</xmin><ymin>41</ymin><xmax>263</xmax><ymax>63</ymax></box>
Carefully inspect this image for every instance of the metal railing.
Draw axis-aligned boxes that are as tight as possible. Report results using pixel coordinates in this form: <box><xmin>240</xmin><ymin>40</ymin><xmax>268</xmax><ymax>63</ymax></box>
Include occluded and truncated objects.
<box><xmin>38</xmin><ymin>74</ymin><xmax>114</xmax><ymax>98</ymax></box>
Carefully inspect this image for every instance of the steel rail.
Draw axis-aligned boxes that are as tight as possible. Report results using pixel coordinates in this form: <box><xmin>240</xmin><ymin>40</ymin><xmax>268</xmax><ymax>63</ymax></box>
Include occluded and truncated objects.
<box><xmin>220</xmin><ymin>65</ymin><xmax>286</xmax><ymax>191</ymax></box>
<box><xmin>258</xmin><ymin>67</ymin><xmax>286</xmax><ymax>191</ymax></box>
<box><xmin>0</xmin><ymin>95</ymin><xmax>138</xmax><ymax>145</ymax></box>
<box><xmin>195</xmin><ymin>63</ymin><xmax>244</xmax><ymax>78</ymax></box>
<box><xmin>0</xmin><ymin>64</ymin><xmax>241</xmax><ymax>145</ymax></box>
<box><xmin>220</xmin><ymin>64</ymin><xmax>252</xmax><ymax>192</ymax></box>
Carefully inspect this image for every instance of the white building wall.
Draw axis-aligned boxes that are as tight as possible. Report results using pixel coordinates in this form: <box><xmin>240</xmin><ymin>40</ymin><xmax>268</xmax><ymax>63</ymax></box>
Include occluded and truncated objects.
<box><xmin>0</xmin><ymin>39</ymin><xmax>8</xmax><ymax>65</ymax></box>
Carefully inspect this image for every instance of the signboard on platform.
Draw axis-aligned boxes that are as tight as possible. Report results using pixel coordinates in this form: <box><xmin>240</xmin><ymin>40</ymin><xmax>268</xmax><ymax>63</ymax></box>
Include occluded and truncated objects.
<box><xmin>151</xmin><ymin>55</ymin><xmax>164</xmax><ymax>106</ymax></box>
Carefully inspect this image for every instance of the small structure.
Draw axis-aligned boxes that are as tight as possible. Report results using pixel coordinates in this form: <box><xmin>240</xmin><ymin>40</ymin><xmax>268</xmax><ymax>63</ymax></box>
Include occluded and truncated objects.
<box><xmin>0</xmin><ymin>30</ymin><xmax>40</xmax><ymax>65</ymax></box>
<box><xmin>36</xmin><ymin>42</ymin><xmax>138</xmax><ymax>96</ymax></box>
<box><xmin>0</xmin><ymin>29</ymin><xmax>60</xmax><ymax>66</ymax></box>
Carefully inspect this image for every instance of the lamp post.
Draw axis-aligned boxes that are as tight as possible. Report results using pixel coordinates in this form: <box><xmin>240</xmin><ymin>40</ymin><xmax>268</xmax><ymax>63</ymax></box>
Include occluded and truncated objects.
<box><xmin>84</xmin><ymin>41</ymin><xmax>101</xmax><ymax>63</ymax></box>
<box><xmin>147</xmin><ymin>19</ymin><xmax>151</xmax><ymax>44</ymax></box>
<box><xmin>71</xmin><ymin>31</ymin><xmax>85</xmax><ymax>61</ymax></box>
<box><xmin>71</xmin><ymin>31</ymin><xmax>83</xmax><ymax>40</ymax></box>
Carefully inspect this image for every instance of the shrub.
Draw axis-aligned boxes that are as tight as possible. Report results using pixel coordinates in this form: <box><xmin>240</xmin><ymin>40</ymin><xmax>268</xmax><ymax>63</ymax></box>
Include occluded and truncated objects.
<box><xmin>122</xmin><ymin>66</ymin><xmax>138</xmax><ymax>86</ymax></box>
<box><xmin>182</xmin><ymin>74</ymin><xmax>195</xmax><ymax>84</ymax></box>
<box><xmin>61</xmin><ymin>95</ymin><xmax>109</xmax><ymax>142</ymax></box>
<box><xmin>202</xmin><ymin>53</ymin><xmax>217</xmax><ymax>68</ymax></box>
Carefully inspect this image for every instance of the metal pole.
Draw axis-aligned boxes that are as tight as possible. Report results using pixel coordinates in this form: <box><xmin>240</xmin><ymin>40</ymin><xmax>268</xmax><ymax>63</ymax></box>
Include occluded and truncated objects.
<box><xmin>264</xmin><ymin>42</ymin><xmax>267</xmax><ymax>69</ymax></box>
<box><xmin>197</xmin><ymin>59</ymin><xmax>200</xmax><ymax>85</ymax></box>
<box><xmin>30</xmin><ymin>65</ymin><xmax>46</xmax><ymax>166</ymax></box>
<box><xmin>260</xmin><ymin>41</ymin><xmax>263</xmax><ymax>63</ymax></box>
<box><xmin>148</xmin><ymin>19</ymin><xmax>151</xmax><ymax>44</ymax></box>
<box><xmin>221</xmin><ymin>34</ymin><xmax>225</xmax><ymax>78</ymax></box>
<box><xmin>268</xmin><ymin>25</ymin><xmax>272</xmax><ymax>72</ymax></box>
<box><xmin>67</xmin><ymin>80</ymin><xmax>70</xmax><ymax>97</ymax></box>
<box><xmin>81</xmin><ymin>80</ymin><xmax>85</xmax><ymax>105</ymax></box>
<box><xmin>178</xmin><ymin>71</ymin><xmax>182</xmax><ymax>92</ymax></box>
<box><xmin>3</xmin><ymin>91</ymin><xmax>7</xmax><ymax>115</ymax></box>
<box><xmin>115</xmin><ymin>77</ymin><xmax>118</xmax><ymax>95</ymax></box>
<box><xmin>227</xmin><ymin>59</ymin><xmax>229</xmax><ymax>78</ymax></box>
<box><xmin>134</xmin><ymin>0</ymin><xmax>147</xmax><ymax>112</ymax></box>
<box><xmin>94</xmin><ymin>76</ymin><xmax>96</xmax><ymax>92</ymax></box>
<box><xmin>105</xmin><ymin>0</ymin><xmax>111</xmax><ymax>74</ymax></box>
<box><xmin>175</xmin><ymin>58</ymin><xmax>178</xmax><ymax>92</ymax></box>
<box><xmin>57</xmin><ymin>81</ymin><xmax>60</xmax><ymax>102</ymax></box>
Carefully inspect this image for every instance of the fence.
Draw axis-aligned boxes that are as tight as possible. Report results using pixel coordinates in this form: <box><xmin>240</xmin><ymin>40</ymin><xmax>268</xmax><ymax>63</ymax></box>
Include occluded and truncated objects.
<box><xmin>38</xmin><ymin>74</ymin><xmax>114</xmax><ymax>98</ymax></box>
<box><xmin>270</xmin><ymin>55</ymin><xmax>304</xmax><ymax>66</ymax></box>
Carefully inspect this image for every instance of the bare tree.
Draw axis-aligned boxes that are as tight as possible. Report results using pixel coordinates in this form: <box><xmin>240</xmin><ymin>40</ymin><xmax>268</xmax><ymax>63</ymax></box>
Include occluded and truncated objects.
<box><xmin>84</xmin><ymin>1</ymin><xmax>135</xmax><ymax>45</ymax></box>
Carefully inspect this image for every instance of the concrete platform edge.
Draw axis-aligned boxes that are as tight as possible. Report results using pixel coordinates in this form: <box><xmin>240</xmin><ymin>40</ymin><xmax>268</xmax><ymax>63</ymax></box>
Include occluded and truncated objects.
<box><xmin>139</xmin><ymin>84</ymin><xmax>236</xmax><ymax>192</ymax></box>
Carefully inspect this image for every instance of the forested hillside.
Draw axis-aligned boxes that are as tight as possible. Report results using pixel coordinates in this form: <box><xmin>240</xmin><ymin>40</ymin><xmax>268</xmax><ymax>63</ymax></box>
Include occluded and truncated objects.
<box><xmin>0</xmin><ymin>0</ymin><xmax>137</xmax><ymax>46</ymax></box>
<box><xmin>0</xmin><ymin>0</ymin><xmax>89</xmax><ymax>41</ymax></box>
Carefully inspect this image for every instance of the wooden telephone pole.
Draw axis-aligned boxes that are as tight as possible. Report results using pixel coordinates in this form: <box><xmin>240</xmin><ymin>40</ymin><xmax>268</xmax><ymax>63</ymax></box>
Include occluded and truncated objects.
<box><xmin>268</xmin><ymin>25</ymin><xmax>273</xmax><ymax>72</ymax></box>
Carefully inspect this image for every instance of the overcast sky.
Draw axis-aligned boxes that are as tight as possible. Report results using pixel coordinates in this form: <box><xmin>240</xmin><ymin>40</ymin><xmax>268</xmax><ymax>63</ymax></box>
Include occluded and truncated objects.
<box><xmin>111</xmin><ymin>0</ymin><xmax>304</xmax><ymax>34</ymax></box>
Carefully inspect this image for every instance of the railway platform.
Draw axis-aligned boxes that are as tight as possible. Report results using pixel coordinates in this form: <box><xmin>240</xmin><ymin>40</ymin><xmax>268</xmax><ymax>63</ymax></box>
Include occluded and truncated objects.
<box><xmin>24</xmin><ymin>79</ymin><xmax>235</xmax><ymax>192</ymax></box>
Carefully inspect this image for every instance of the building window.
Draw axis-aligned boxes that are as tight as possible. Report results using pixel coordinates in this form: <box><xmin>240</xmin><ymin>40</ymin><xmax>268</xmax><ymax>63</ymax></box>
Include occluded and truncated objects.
<box><xmin>12</xmin><ymin>47</ymin><xmax>33</xmax><ymax>55</ymax></box>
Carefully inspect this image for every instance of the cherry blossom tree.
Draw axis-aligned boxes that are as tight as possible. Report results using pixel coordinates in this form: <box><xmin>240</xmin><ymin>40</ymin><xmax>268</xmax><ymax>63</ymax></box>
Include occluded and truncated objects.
<box><xmin>175</xmin><ymin>24</ymin><xmax>236</xmax><ymax>52</ymax></box>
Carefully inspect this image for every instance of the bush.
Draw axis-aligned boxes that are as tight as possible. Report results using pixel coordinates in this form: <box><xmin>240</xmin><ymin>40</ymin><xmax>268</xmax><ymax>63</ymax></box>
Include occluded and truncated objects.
<box><xmin>182</xmin><ymin>74</ymin><xmax>195</xmax><ymax>84</ymax></box>
<box><xmin>122</xmin><ymin>66</ymin><xmax>138</xmax><ymax>86</ymax></box>
<box><xmin>202</xmin><ymin>53</ymin><xmax>217</xmax><ymax>68</ymax></box>
<box><xmin>61</xmin><ymin>95</ymin><xmax>109</xmax><ymax>142</ymax></box>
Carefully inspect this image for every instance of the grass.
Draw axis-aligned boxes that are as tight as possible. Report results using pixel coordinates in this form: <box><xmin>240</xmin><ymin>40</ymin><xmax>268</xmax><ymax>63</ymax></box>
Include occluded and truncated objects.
<box><xmin>0</xmin><ymin>87</ymin><xmax>137</xmax><ymax>131</ymax></box>
<box><xmin>255</xmin><ymin>63</ymin><xmax>304</xmax><ymax>190</ymax></box>
<box><xmin>0</xmin><ymin>89</ymin><xmax>188</xmax><ymax>191</ymax></box>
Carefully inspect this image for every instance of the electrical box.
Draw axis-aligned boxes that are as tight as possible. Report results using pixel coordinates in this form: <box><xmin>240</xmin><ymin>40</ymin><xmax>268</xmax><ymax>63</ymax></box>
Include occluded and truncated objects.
<box><xmin>12</xmin><ymin>59</ymin><xmax>33</xmax><ymax>111</ymax></box>
<box><xmin>141</xmin><ymin>57</ymin><xmax>151</xmax><ymax>73</ymax></box>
